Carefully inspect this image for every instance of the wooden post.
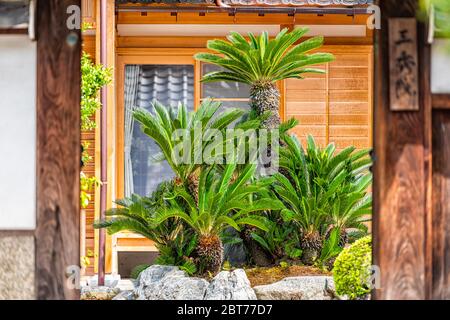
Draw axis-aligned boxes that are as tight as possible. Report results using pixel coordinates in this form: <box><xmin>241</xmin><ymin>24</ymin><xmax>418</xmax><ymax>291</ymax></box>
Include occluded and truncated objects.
<box><xmin>373</xmin><ymin>0</ymin><xmax>432</xmax><ymax>299</ymax></box>
<box><xmin>432</xmin><ymin>94</ymin><xmax>450</xmax><ymax>299</ymax></box>
<box><xmin>36</xmin><ymin>0</ymin><xmax>81</xmax><ymax>300</ymax></box>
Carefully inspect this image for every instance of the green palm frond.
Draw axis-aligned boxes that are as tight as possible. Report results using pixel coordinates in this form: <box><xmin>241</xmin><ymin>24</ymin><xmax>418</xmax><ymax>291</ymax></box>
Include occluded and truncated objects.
<box><xmin>160</xmin><ymin>163</ymin><xmax>281</xmax><ymax>238</ymax></box>
<box><xmin>195</xmin><ymin>28</ymin><xmax>335</xmax><ymax>85</ymax></box>
<box><xmin>133</xmin><ymin>99</ymin><xmax>245</xmax><ymax>184</ymax></box>
<box><xmin>274</xmin><ymin>133</ymin><xmax>373</xmax><ymax>247</ymax></box>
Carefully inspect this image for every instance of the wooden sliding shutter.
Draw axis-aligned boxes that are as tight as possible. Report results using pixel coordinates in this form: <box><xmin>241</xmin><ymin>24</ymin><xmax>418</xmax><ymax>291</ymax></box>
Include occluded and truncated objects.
<box><xmin>286</xmin><ymin>45</ymin><xmax>373</xmax><ymax>151</ymax></box>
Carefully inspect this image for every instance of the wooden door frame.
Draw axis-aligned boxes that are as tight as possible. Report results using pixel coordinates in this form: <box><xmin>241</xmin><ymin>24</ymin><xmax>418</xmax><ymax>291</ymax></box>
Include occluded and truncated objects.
<box><xmin>116</xmin><ymin>50</ymin><xmax>198</xmax><ymax>201</ymax></box>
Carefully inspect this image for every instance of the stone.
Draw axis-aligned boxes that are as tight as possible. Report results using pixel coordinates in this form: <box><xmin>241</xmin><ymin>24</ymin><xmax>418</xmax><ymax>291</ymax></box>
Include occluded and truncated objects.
<box><xmin>135</xmin><ymin>265</ymin><xmax>209</xmax><ymax>300</ymax></box>
<box><xmin>0</xmin><ymin>235</ymin><xmax>35</xmax><ymax>299</ymax></box>
<box><xmin>81</xmin><ymin>286</ymin><xmax>121</xmax><ymax>300</ymax></box>
<box><xmin>253</xmin><ymin>276</ymin><xmax>335</xmax><ymax>300</ymax></box>
<box><xmin>112</xmin><ymin>290</ymin><xmax>136</xmax><ymax>300</ymax></box>
<box><xmin>204</xmin><ymin>269</ymin><xmax>256</xmax><ymax>300</ymax></box>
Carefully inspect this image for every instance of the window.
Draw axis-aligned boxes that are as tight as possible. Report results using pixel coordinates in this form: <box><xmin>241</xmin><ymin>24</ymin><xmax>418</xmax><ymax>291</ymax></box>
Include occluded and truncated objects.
<box><xmin>124</xmin><ymin>64</ymin><xmax>194</xmax><ymax>197</ymax></box>
<box><xmin>201</xmin><ymin>63</ymin><xmax>251</xmax><ymax>112</ymax></box>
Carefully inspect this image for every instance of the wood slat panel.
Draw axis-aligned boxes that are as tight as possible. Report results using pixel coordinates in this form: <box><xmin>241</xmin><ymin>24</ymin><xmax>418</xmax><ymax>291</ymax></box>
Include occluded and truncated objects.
<box><xmin>329</xmin><ymin>125</ymin><xmax>369</xmax><ymax>137</ymax></box>
<box><xmin>330</xmin><ymin>114</ymin><xmax>368</xmax><ymax>125</ymax></box>
<box><xmin>329</xmin><ymin>67</ymin><xmax>368</xmax><ymax>78</ymax></box>
<box><xmin>286</xmin><ymin>46</ymin><xmax>372</xmax><ymax>152</ymax></box>
<box><xmin>329</xmin><ymin>102</ymin><xmax>369</xmax><ymax>114</ymax></box>
<box><xmin>330</xmin><ymin>54</ymin><xmax>369</xmax><ymax>67</ymax></box>
<box><xmin>329</xmin><ymin>78</ymin><xmax>368</xmax><ymax>90</ymax></box>
<box><xmin>291</xmin><ymin>125</ymin><xmax>326</xmax><ymax>137</ymax></box>
<box><xmin>329</xmin><ymin>90</ymin><xmax>368</xmax><ymax>102</ymax></box>
<box><xmin>286</xmin><ymin>90</ymin><xmax>326</xmax><ymax>102</ymax></box>
<box><xmin>286</xmin><ymin>78</ymin><xmax>326</xmax><ymax>90</ymax></box>
<box><xmin>287</xmin><ymin>114</ymin><xmax>327</xmax><ymax>125</ymax></box>
<box><xmin>286</xmin><ymin>102</ymin><xmax>326</xmax><ymax>115</ymax></box>
<box><xmin>329</xmin><ymin>137</ymin><xmax>369</xmax><ymax>149</ymax></box>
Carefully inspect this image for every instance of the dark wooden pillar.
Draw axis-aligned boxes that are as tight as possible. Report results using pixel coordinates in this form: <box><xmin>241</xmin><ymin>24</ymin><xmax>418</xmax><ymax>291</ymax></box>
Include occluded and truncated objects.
<box><xmin>36</xmin><ymin>0</ymin><xmax>81</xmax><ymax>300</ymax></box>
<box><xmin>373</xmin><ymin>0</ymin><xmax>432</xmax><ymax>299</ymax></box>
<box><xmin>432</xmin><ymin>98</ymin><xmax>450</xmax><ymax>299</ymax></box>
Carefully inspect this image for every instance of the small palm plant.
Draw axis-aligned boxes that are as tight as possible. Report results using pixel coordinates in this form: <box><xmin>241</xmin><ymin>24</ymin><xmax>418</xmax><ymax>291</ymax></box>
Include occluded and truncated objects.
<box><xmin>133</xmin><ymin>99</ymin><xmax>259</xmax><ymax>201</ymax></box>
<box><xmin>195</xmin><ymin>28</ymin><xmax>335</xmax><ymax>129</ymax></box>
<box><xmin>94</xmin><ymin>182</ymin><xmax>199</xmax><ymax>274</ymax></box>
<box><xmin>274</xmin><ymin>134</ymin><xmax>372</xmax><ymax>265</ymax></box>
<box><xmin>155</xmin><ymin>162</ymin><xmax>284</xmax><ymax>275</ymax></box>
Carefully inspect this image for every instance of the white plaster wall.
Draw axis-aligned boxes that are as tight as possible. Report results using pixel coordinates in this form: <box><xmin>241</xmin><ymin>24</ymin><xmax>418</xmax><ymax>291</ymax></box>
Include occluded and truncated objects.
<box><xmin>432</xmin><ymin>39</ymin><xmax>450</xmax><ymax>94</ymax></box>
<box><xmin>0</xmin><ymin>35</ymin><xmax>36</xmax><ymax>230</ymax></box>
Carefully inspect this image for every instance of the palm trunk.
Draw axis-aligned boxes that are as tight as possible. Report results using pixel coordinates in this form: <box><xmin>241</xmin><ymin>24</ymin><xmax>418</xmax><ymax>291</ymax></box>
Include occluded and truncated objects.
<box><xmin>250</xmin><ymin>82</ymin><xmax>281</xmax><ymax>130</ymax></box>
<box><xmin>196</xmin><ymin>235</ymin><xmax>224</xmax><ymax>276</ymax></box>
<box><xmin>301</xmin><ymin>230</ymin><xmax>322</xmax><ymax>265</ymax></box>
<box><xmin>245</xmin><ymin>82</ymin><xmax>281</xmax><ymax>266</ymax></box>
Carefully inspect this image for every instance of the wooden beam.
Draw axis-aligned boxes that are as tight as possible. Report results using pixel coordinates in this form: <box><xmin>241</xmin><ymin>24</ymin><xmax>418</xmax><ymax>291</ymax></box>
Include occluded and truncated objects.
<box><xmin>117</xmin><ymin>35</ymin><xmax>372</xmax><ymax>49</ymax></box>
<box><xmin>373</xmin><ymin>0</ymin><xmax>432</xmax><ymax>300</ymax></box>
<box><xmin>36</xmin><ymin>0</ymin><xmax>81</xmax><ymax>300</ymax></box>
<box><xmin>432</xmin><ymin>94</ymin><xmax>450</xmax><ymax>109</ymax></box>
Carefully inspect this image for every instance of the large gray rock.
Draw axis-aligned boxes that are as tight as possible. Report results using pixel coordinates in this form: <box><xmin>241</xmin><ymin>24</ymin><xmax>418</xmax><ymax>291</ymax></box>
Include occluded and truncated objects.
<box><xmin>253</xmin><ymin>276</ymin><xmax>334</xmax><ymax>300</ymax></box>
<box><xmin>135</xmin><ymin>265</ymin><xmax>209</xmax><ymax>300</ymax></box>
<box><xmin>204</xmin><ymin>269</ymin><xmax>256</xmax><ymax>300</ymax></box>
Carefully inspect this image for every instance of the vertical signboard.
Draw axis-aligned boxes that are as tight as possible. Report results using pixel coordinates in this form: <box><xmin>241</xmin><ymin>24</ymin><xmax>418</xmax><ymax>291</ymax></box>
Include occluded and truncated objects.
<box><xmin>389</xmin><ymin>18</ymin><xmax>420</xmax><ymax>111</ymax></box>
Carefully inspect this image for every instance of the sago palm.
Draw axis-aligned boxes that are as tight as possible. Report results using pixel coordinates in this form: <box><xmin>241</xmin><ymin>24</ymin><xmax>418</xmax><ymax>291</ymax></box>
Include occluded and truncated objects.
<box><xmin>93</xmin><ymin>182</ymin><xmax>198</xmax><ymax>274</ymax></box>
<box><xmin>275</xmin><ymin>134</ymin><xmax>372</xmax><ymax>265</ymax></box>
<box><xmin>133</xmin><ymin>99</ymin><xmax>259</xmax><ymax>202</ymax></box>
<box><xmin>155</xmin><ymin>162</ymin><xmax>284</xmax><ymax>275</ymax></box>
<box><xmin>195</xmin><ymin>28</ymin><xmax>335</xmax><ymax>129</ymax></box>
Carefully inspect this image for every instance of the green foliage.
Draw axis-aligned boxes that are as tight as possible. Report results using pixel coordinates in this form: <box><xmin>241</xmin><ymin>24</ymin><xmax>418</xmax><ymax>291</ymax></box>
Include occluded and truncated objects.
<box><xmin>250</xmin><ymin>211</ymin><xmax>301</xmax><ymax>261</ymax></box>
<box><xmin>277</xmin><ymin>133</ymin><xmax>372</xmax><ymax>239</ymax></box>
<box><xmin>133</xmin><ymin>99</ymin><xmax>259</xmax><ymax>185</ymax></box>
<box><xmin>155</xmin><ymin>162</ymin><xmax>284</xmax><ymax>237</ymax></box>
<box><xmin>195</xmin><ymin>28</ymin><xmax>334</xmax><ymax>85</ymax></box>
<box><xmin>81</xmin><ymin>52</ymin><xmax>112</xmax><ymax>131</ymax></box>
<box><xmin>251</xmin><ymin>130</ymin><xmax>372</xmax><ymax>266</ymax></box>
<box><xmin>80</xmin><ymin>51</ymin><xmax>111</xmax><ymax>208</ymax></box>
<box><xmin>81</xmin><ymin>141</ymin><xmax>92</xmax><ymax>167</ymax></box>
<box><xmin>333</xmin><ymin>236</ymin><xmax>372</xmax><ymax>299</ymax></box>
<box><xmin>94</xmin><ymin>182</ymin><xmax>198</xmax><ymax>272</ymax></box>
<box><xmin>80</xmin><ymin>172</ymin><xmax>100</xmax><ymax>209</ymax></box>
<box><xmin>419</xmin><ymin>0</ymin><xmax>450</xmax><ymax>38</ymax></box>
<box><xmin>318</xmin><ymin>228</ymin><xmax>343</xmax><ymax>267</ymax></box>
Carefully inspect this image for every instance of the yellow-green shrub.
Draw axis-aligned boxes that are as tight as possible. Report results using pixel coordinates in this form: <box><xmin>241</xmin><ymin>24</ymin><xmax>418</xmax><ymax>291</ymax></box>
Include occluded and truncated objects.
<box><xmin>333</xmin><ymin>236</ymin><xmax>372</xmax><ymax>299</ymax></box>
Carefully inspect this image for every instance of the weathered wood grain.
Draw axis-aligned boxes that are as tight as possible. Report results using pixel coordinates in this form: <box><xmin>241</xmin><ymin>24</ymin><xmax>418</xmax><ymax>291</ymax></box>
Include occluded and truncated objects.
<box><xmin>373</xmin><ymin>0</ymin><xmax>431</xmax><ymax>300</ymax></box>
<box><xmin>36</xmin><ymin>0</ymin><xmax>81</xmax><ymax>300</ymax></box>
<box><xmin>432</xmin><ymin>110</ymin><xmax>450</xmax><ymax>299</ymax></box>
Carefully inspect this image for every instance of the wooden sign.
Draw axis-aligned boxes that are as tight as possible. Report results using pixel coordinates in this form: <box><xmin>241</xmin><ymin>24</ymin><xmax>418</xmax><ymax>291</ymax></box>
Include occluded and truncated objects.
<box><xmin>389</xmin><ymin>18</ymin><xmax>419</xmax><ymax>111</ymax></box>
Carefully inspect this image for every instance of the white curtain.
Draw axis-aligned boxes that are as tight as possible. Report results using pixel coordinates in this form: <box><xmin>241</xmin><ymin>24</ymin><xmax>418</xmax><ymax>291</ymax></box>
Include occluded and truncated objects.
<box><xmin>123</xmin><ymin>65</ymin><xmax>141</xmax><ymax>197</ymax></box>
